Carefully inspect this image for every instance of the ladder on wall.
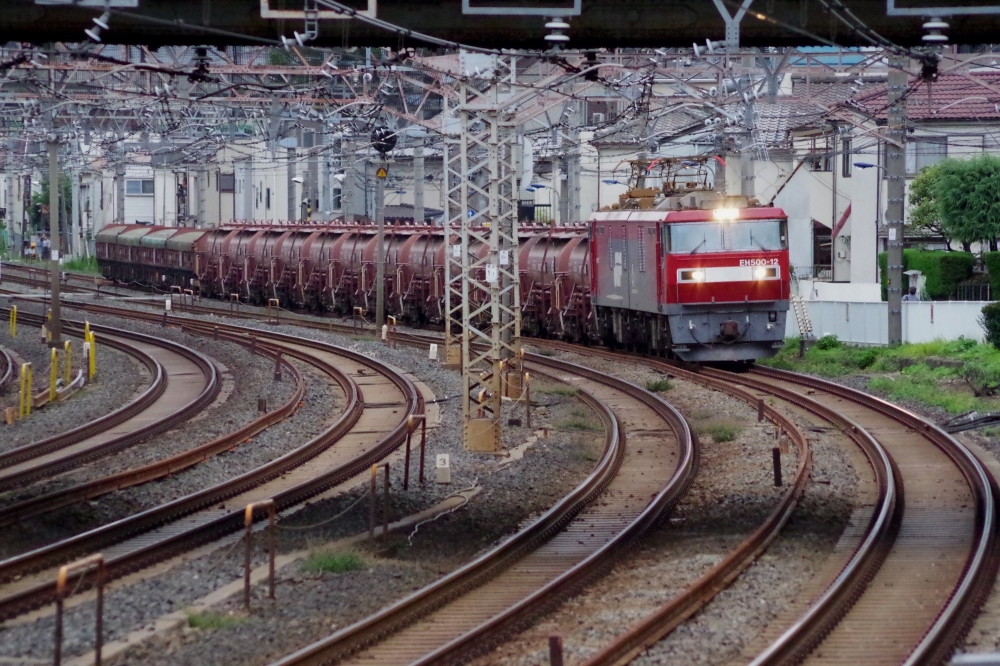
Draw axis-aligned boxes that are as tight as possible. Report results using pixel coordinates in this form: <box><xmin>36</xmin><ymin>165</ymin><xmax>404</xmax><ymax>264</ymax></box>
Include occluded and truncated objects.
<box><xmin>791</xmin><ymin>295</ymin><xmax>814</xmax><ymax>339</ymax></box>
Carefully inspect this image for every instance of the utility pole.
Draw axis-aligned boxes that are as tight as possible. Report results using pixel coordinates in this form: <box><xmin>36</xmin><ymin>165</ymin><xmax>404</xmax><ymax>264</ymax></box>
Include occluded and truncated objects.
<box><xmin>886</xmin><ymin>55</ymin><xmax>908</xmax><ymax>345</ymax></box>
<box><xmin>453</xmin><ymin>75</ymin><xmax>521</xmax><ymax>452</ymax></box>
<box><xmin>413</xmin><ymin>134</ymin><xmax>425</xmax><ymax>225</ymax></box>
<box><xmin>71</xmin><ymin>168</ymin><xmax>80</xmax><ymax>258</ymax></box>
<box><xmin>115</xmin><ymin>159</ymin><xmax>125</xmax><ymax>225</ymax></box>
<box><xmin>375</xmin><ymin>161</ymin><xmax>386</xmax><ymax>328</ymax></box>
<box><xmin>47</xmin><ymin>136</ymin><xmax>62</xmax><ymax>346</ymax></box>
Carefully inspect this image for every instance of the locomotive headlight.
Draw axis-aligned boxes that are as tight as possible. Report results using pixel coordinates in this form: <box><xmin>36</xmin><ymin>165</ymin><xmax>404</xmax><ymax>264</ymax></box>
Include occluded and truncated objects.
<box><xmin>713</xmin><ymin>207</ymin><xmax>739</xmax><ymax>221</ymax></box>
<box><xmin>754</xmin><ymin>266</ymin><xmax>778</xmax><ymax>280</ymax></box>
<box><xmin>691</xmin><ymin>270</ymin><xmax>705</xmax><ymax>282</ymax></box>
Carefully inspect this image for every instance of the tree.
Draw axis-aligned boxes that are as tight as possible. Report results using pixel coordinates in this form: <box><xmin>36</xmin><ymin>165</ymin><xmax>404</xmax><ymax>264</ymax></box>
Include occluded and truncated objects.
<box><xmin>907</xmin><ymin>163</ymin><xmax>951</xmax><ymax>249</ymax></box>
<box><xmin>28</xmin><ymin>174</ymin><xmax>72</xmax><ymax>232</ymax></box>
<box><xmin>935</xmin><ymin>154</ymin><xmax>1000</xmax><ymax>252</ymax></box>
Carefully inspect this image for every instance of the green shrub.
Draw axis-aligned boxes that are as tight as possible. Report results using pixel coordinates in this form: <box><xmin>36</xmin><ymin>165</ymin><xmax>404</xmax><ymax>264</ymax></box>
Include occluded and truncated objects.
<box><xmin>878</xmin><ymin>249</ymin><xmax>975</xmax><ymax>300</ymax></box>
<box><xmin>984</xmin><ymin>252</ymin><xmax>1000</xmax><ymax>298</ymax></box>
<box><xmin>961</xmin><ymin>363</ymin><xmax>1000</xmax><ymax>397</ymax></box>
<box><xmin>981</xmin><ymin>302</ymin><xmax>1000</xmax><ymax>349</ymax></box>
<box><xmin>645</xmin><ymin>378</ymin><xmax>673</xmax><ymax>392</ymax></box>
<box><xmin>815</xmin><ymin>335</ymin><xmax>841</xmax><ymax>350</ymax></box>
<box><xmin>858</xmin><ymin>347</ymin><xmax>882</xmax><ymax>369</ymax></box>
<box><xmin>302</xmin><ymin>550</ymin><xmax>365</xmax><ymax>574</ymax></box>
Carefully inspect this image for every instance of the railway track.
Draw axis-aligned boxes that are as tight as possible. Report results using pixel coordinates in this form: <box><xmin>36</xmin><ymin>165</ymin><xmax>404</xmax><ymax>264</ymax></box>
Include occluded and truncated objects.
<box><xmin>267</xmin><ymin>352</ymin><xmax>696</xmax><ymax>666</ymax></box>
<box><xmin>9</xmin><ymin>287</ymin><xmax>1000</xmax><ymax>663</ymax></box>
<box><xmin>0</xmin><ymin>324</ymin><xmax>421</xmax><ymax>622</ymax></box>
<box><xmin>0</xmin><ymin>308</ymin><xmax>221</xmax><ymax>490</ymax></box>
<box><xmin>0</xmin><ymin>336</ymin><xmax>303</xmax><ymax>527</ymax></box>
<box><xmin>532</xmin><ymin>342</ymin><xmax>996</xmax><ymax>666</ymax></box>
<box><xmin>0</xmin><ymin>344</ymin><xmax>12</xmax><ymax>391</ymax></box>
<box><xmin>741</xmin><ymin>366</ymin><xmax>998</xmax><ymax>666</ymax></box>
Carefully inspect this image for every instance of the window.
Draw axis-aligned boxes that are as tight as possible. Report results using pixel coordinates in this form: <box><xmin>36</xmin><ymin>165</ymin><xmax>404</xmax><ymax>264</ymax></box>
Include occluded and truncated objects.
<box><xmin>219</xmin><ymin>173</ymin><xmax>235</xmax><ymax>193</ymax></box>
<box><xmin>265</xmin><ymin>188</ymin><xmax>271</xmax><ymax>209</ymax></box>
<box><xmin>333</xmin><ymin>188</ymin><xmax>342</xmax><ymax>210</ymax></box>
<box><xmin>906</xmin><ymin>137</ymin><xmax>947</xmax><ymax>174</ymax></box>
<box><xmin>842</xmin><ymin>138</ymin><xmax>852</xmax><ymax>178</ymax></box>
<box><xmin>668</xmin><ymin>219</ymin><xmax>787</xmax><ymax>254</ymax></box>
<box><xmin>126</xmin><ymin>179</ymin><xmax>154</xmax><ymax>195</ymax></box>
<box><xmin>808</xmin><ymin>136</ymin><xmax>833</xmax><ymax>172</ymax></box>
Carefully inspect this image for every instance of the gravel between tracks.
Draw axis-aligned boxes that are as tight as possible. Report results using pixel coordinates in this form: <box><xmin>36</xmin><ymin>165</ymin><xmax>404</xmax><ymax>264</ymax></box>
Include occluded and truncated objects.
<box><xmin>0</xmin><ymin>329</ymin><xmax>144</xmax><ymax>454</ymax></box>
<box><xmin>467</xmin><ymin>347</ymin><xmax>860</xmax><ymax>666</ymax></box>
<box><xmin>0</xmin><ymin>314</ymin><xmax>604</xmax><ymax>666</ymax></box>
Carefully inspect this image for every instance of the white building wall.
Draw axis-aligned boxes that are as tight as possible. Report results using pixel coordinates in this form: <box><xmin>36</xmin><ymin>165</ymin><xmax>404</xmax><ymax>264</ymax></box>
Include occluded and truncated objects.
<box><xmin>786</xmin><ymin>300</ymin><xmax>989</xmax><ymax>344</ymax></box>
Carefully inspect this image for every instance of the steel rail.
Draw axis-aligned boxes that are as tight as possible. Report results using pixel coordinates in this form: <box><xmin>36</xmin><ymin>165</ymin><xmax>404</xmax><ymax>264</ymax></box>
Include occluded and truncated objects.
<box><xmin>745</xmin><ymin>366</ymin><xmax>1000</xmax><ymax>666</ymax></box>
<box><xmin>565</xmin><ymin>360</ymin><xmax>812</xmax><ymax>665</ymax></box>
<box><xmin>0</xmin><ymin>327</ymin><xmax>420</xmax><ymax>622</ymax></box>
<box><xmin>0</xmin><ymin>309</ymin><xmax>221</xmax><ymax>489</ymax></box>
<box><xmin>0</xmin><ymin>335</ymin><xmax>304</xmax><ymax>527</ymax></box>
<box><xmin>0</xmin><ymin>344</ymin><xmax>12</xmax><ymax>391</ymax></box>
<box><xmin>270</xmin><ymin>352</ymin><xmax>696</xmax><ymax>666</ymax></box>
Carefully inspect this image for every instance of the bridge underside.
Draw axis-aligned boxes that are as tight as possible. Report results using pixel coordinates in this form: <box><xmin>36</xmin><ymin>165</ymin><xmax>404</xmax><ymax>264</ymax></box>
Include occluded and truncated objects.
<box><xmin>3</xmin><ymin>0</ymin><xmax>999</xmax><ymax>48</ymax></box>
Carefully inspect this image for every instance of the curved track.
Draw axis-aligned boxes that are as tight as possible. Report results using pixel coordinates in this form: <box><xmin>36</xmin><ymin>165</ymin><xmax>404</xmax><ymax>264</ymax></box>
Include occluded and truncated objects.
<box><xmin>0</xmin><ymin>310</ymin><xmax>220</xmax><ymax>490</ymax></box>
<box><xmin>0</xmin><ymin>334</ymin><xmax>304</xmax><ymax>527</ymax></box>
<box><xmin>0</xmin><ymin>344</ymin><xmax>12</xmax><ymax>391</ymax></box>
<box><xmin>741</xmin><ymin>366</ymin><xmax>998</xmax><ymax>666</ymax></box>
<box><xmin>12</xmin><ymin>290</ymin><xmax>998</xmax><ymax>664</ymax></box>
<box><xmin>0</xmin><ymin>326</ymin><xmax>421</xmax><ymax>622</ymax></box>
<box><xmin>270</xmin><ymin>353</ymin><xmax>697</xmax><ymax>666</ymax></box>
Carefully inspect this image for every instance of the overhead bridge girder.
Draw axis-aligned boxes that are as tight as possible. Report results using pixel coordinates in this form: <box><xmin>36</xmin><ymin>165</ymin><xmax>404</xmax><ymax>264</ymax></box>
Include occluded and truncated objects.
<box><xmin>4</xmin><ymin>0</ymin><xmax>999</xmax><ymax>48</ymax></box>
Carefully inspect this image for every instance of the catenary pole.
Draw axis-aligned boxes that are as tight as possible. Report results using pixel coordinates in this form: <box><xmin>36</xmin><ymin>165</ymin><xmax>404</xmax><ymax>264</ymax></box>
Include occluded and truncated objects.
<box><xmin>886</xmin><ymin>55</ymin><xmax>908</xmax><ymax>345</ymax></box>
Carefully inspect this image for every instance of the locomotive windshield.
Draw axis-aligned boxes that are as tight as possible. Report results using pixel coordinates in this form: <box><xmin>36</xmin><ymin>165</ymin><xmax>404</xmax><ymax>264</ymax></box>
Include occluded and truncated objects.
<box><xmin>666</xmin><ymin>219</ymin><xmax>787</xmax><ymax>254</ymax></box>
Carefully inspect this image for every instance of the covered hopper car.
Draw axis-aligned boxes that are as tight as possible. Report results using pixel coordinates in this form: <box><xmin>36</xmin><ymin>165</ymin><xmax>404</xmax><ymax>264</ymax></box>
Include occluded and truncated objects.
<box><xmin>97</xmin><ymin>204</ymin><xmax>789</xmax><ymax>362</ymax></box>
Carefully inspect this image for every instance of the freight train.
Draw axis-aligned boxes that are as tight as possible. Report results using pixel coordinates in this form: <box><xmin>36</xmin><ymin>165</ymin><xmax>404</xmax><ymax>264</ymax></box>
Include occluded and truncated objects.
<box><xmin>96</xmin><ymin>163</ymin><xmax>789</xmax><ymax>362</ymax></box>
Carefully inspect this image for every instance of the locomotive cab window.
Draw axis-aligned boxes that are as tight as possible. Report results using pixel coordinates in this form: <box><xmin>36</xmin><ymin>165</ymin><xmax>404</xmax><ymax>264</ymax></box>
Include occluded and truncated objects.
<box><xmin>668</xmin><ymin>219</ymin><xmax>787</xmax><ymax>254</ymax></box>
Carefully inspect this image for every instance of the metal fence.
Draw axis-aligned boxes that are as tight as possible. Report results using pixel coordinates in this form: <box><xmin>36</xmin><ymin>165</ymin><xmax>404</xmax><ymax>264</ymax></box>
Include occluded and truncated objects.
<box><xmin>952</xmin><ymin>282</ymin><xmax>991</xmax><ymax>302</ymax></box>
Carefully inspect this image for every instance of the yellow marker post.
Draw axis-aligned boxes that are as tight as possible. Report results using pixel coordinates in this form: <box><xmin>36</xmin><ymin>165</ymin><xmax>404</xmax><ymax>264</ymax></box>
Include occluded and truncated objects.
<box><xmin>19</xmin><ymin>363</ymin><xmax>33</xmax><ymax>418</ymax></box>
<box><xmin>84</xmin><ymin>321</ymin><xmax>90</xmax><ymax>340</ymax></box>
<box><xmin>86</xmin><ymin>331</ymin><xmax>96</xmax><ymax>380</ymax></box>
<box><xmin>63</xmin><ymin>340</ymin><xmax>72</xmax><ymax>385</ymax></box>
<box><xmin>8</xmin><ymin>306</ymin><xmax>15</xmax><ymax>337</ymax></box>
<box><xmin>49</xmin><ymin>348</ymin><xmax>58</xmax><ymax>402</ymax></box>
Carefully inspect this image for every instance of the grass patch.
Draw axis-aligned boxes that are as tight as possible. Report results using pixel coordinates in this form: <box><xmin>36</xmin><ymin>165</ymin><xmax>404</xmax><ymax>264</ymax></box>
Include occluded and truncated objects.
<box><xmin>536</xmin><ymin>385</ymin><xmax>580</xmax><ymax>397</ymax></box>
<box><xmin>645</xmin><ymin>378</ymin><xmax>673</xmax><ymax>393</ymax></box>
<box><xmin>301</xmin><ymin>550</ymin><xmax>365</xmax><ymax>574</ymax></box>
<box><xmin>537</xmin><ymin>348</ymin><xmax>556</xmax><ymax>357</ymax></box>
<box><xmin>556</xmin><ymin>408</ymin><xmax>601</xmax><ymax>432</ymax></box>
<box><xmin>62</xmin><ymin>256</ymin><xmax>100</xmax><ymax>274</ymax></box>
<box><xmin>698</xmin><ymin>423</ymin><xmax>741</xmax><ymax>442</ymax></box>
<box><xmin>866</xmin><ymin>364</ymin><xmax>983</xmax><ymax>414</ymax></box>
<box><xmin>762</xmin><ymin>336</ymin><xmax>1000</xmax><ymax>414</ymax></box>
<box><xmin>187</xmin><ymin>611</ymin><xmax>248</xmax><ymax>631</ymax></box>
<box><xmin>556</xmin><ymin>418</ymin><xmax>602</xmax><ymax>431</ymax></box>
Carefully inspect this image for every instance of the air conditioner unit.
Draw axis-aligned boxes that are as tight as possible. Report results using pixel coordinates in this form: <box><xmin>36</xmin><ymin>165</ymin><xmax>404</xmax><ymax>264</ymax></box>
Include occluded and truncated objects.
<box><xmin>591</xmin><ymin>112</ymin><xmax>605</xmax><ymax>124</ymax></box>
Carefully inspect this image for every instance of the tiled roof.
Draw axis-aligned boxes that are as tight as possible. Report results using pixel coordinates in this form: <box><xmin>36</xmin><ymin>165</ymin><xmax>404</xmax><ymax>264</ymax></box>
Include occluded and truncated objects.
<box><xmin>852</xmin><ymin>72</ymin><xmax>1000</xmax><ymax>121</ymax></box>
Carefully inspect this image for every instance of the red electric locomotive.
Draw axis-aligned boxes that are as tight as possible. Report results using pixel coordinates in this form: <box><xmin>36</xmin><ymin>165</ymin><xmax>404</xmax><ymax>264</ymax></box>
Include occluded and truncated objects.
<box><xmin>589</xmin><ymin>160</ymin><xmax>789</xmax><ymax>362</ymax></box>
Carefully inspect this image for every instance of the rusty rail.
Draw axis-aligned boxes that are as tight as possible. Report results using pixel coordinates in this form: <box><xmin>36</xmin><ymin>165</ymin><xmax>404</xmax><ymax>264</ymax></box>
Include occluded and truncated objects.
<box><xmin>0</xmin><ymin>344</ymin><xmax>12</xmax><ymax>391</ymax></box>
<box><xmin>271</xmin><ymin>352</ymin><xmax>697</xmax><ymax>666</ymax></box>
<box><xmin>0</xmin><ymin>335</ymin><xmax>302</xmax><ymax>527</ymax></box>
<box><xmin>0</xmin><ymin>325</ymin><xmax>419</xmax><ymax>623</ymax></box>
<box><xmin>0</xmin><ymin>308</ymin><xmax>221</xmax><ymax>489</ymax></box>
<box><xmin>745</xmin><ymin>366</ymin><xmax>999</xmax><ymax>666</ymax></box>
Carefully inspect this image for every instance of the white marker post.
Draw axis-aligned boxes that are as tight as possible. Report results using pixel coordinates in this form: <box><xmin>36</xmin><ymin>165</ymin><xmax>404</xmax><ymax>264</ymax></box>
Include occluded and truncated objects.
<box><xmin>436</xmin><ymin>454</ymin><xmax>451</xmax><ymax>484</ymax></box>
